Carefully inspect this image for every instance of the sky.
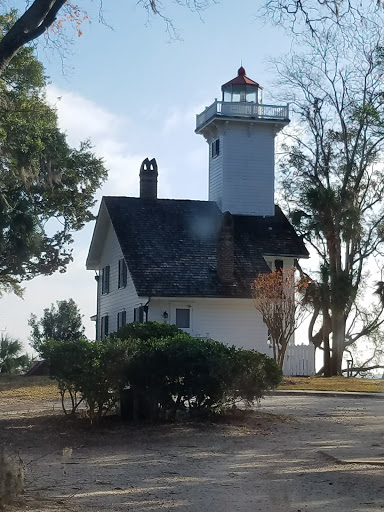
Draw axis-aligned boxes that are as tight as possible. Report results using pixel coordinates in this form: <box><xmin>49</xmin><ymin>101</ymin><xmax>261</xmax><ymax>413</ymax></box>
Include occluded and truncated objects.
<box><xmin>1</xmin><ymin>0</ymin><xmax>299</xmax><ymax>348</ymax></box>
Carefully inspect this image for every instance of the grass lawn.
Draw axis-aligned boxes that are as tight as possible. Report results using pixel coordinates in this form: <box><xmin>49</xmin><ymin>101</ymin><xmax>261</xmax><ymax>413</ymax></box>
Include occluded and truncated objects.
<box><xmin>280</xmin><ymin>376</ymin><xmax>384</xmax><ymax>393</ymax></box>
<box><xmin>0</xmin><ymin>375</ymin><xmax>59</xmax><ymax>400</ymax></box>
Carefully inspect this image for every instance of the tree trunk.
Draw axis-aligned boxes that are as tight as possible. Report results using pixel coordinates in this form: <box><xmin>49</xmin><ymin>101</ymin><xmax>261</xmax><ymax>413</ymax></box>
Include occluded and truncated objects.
<box><xmin>323</xmin><ymin>309</ymin><xmax>332</xmax><ymax>377</ymax></box>
<box><xmin>330</xmin><ymin>311</ymin><xmax>345</xmax><ymax>376</ymax></box>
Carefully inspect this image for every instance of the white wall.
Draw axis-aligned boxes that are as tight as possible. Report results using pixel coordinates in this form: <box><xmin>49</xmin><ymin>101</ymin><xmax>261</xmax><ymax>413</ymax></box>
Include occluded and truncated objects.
<box><xmin>209</xmin><ymin>135</ymin><xmax>223</xmax><ymax>209</ymax></box>
<box><xmin>97</xmin><ymin>222</ymin><xmax>143</xmax><ymax>338</ymax></box>
<box><xmin>207</xmin><ymin>122</ymin><xmax>276</xmax><ymax>216</ymax></box>
<box><xmin>147</xmin><ymin>296</ymin><xmax>270</xmax><ymax>354</ymax></box>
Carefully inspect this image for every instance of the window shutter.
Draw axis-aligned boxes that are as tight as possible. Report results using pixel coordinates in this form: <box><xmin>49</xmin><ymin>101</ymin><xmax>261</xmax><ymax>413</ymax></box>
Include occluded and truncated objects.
<box><xmin>122</xmin><ymin>260</ymin><xmax>127</xmax><ymax>287</ymax></box>
<box><xmin>118</xmin><ymin>260</ymin><xmax>121</xmax><ymax>289</ymax></box>
<box><xmin>105</xmin><ymin>266</ymin><xmax>110</xmax><ymax>293</ymax></box>
<box><xmin>122</xmin><ymin>310</ymin><xmax>126</xmax><ymax>326</ymax></box>
<box><xmin>104</xmin><ymin>315</ymin><xmax>109</xmax><ymax>336</ymax></box>
<box><xmin>118</xmin><ymin>259</ymin><xmax>128</xmax><ymax>289</ymax></box>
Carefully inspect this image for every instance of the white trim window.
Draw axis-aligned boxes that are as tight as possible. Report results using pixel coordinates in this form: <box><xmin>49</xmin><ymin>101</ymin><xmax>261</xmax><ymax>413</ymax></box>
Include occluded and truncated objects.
<box><xmin>175</xmin><ymin>308</ymin><xmax>191</xmax><ymax>329</ymax></box>
<box><xmin>134</xmin><ymin>306</ymin><xmax>144</xmax><ymax>323</ymax></box>
<box><xmin>101</xmin><ymin>314</ymin><xmax>109</xmax><ymax>339</ymax></box>
<box><xmin>211</xmin><ymin>138</ymin><xmax>220</xmax><ymax>158</ymax></box>
<box><xmin>117</xmin><ymin>310</ymin><xmax>127</xmax><ymax>330</ymax></box>
<box><xmin>101</xmin><ymin>265</ymin><xmax>110</xmax><ymax>294</ymax></box>
<box><xmin>118</xmin><ymin>259</ymin><xmax>128</xmax><ymax>289</ymax></box>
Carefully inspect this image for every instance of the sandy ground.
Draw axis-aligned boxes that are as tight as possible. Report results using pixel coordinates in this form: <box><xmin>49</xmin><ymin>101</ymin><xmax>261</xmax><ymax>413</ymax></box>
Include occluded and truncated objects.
<box><xmin>0</xmin><ymin>394</ymin><xmax>383</xmax><ymax>512</ymax></box>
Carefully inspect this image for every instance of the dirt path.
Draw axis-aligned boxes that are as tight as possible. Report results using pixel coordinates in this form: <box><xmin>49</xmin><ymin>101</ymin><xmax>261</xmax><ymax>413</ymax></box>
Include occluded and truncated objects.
<box><xmin>1</xmin><ymin>394</ymin><xmax>383</xmax><ymax>511</ymax></box>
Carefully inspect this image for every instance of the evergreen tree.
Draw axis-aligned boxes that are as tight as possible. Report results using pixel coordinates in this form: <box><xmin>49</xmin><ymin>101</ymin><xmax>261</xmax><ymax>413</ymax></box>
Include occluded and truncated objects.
<box><xmin>0</xmin><ymin>14</ymin><xmax>107</xmax><ymax>296</ymax></box>
<box><xmin>29</xmin><ymin>298</ymin><xmax>85</xmax><ymax>352</ymax></box>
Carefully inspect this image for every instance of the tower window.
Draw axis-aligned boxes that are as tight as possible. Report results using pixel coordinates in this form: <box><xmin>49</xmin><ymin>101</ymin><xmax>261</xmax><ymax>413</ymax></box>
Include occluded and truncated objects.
<box><xmin>211</xmin><ymin>139</ymin><xmax>220</xmax><ymax>158</ymax></box>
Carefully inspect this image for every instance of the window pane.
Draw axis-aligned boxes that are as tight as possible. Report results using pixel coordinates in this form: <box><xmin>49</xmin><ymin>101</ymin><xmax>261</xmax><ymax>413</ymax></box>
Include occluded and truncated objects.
<box><xmin>176</xmin><ymin>308</ymin><xmax>190</xmax><ymax>328</ymax></box>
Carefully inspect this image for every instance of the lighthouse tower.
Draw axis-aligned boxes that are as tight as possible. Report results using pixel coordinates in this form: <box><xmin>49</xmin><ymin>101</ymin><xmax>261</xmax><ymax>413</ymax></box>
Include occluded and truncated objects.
<box><xmin>195</xmin><ymin>67</ymin><xmax>289</xmax><ymax>216</ymax></box>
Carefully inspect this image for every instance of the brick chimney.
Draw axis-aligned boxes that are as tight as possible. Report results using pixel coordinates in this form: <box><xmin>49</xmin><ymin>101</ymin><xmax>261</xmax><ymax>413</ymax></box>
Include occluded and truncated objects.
<box><xmin>140</xmin><ymin>158</ymin><xmax>158</xmax><ymax>199</ymax></box>
<box><xmin>217</xmin><ymin>211</ymin><xmax>234</xmax><ymax>285</ymax></box>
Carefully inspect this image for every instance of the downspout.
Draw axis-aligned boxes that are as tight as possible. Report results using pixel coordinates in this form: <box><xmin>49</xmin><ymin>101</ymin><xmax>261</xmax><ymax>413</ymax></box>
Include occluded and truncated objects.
<box><xmin>143</xmin><ymin>297</ymin><xmax>151</xmax><ymax>322</ymax></box>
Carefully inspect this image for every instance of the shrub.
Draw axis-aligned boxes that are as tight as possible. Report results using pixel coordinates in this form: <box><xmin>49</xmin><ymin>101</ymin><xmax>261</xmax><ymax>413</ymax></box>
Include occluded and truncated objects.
<box><xmin>0</xmin><ymin>448</ymin><xmax>24</xmax><ymax>508</ymax></box>
<box><xmin>122</xmin><ymin>335</ymin><xmax>282</xmax><ymax>420</ymax></box>
<box><xmin>114</xmin><ymin>321</ymin><xmax>183</xmax><ymax>342</ymax></box>
<box><xmin>41</xmin><ymin>338</ymin><xmax>127</xmax><ymax>423</ymax></box>
<box><xmin>42</xmin><ymin>330</ymin><xmax>282</xmax><ymax>424</ymax></box>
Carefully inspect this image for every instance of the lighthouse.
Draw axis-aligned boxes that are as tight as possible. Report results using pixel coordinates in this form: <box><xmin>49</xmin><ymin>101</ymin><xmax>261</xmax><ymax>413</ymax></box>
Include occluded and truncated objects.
<box><xmin>195</xmin><ymin>67</ymin><xmax>289</xmax><ymax>216</ymax></box>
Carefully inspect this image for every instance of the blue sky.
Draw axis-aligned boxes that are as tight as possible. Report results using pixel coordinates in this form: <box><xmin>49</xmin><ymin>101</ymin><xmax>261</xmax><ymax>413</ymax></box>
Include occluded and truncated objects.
<box><xmin>1</xmin><ymin>0</ymin><xmax>295</xmax><ymax>346</ymax></box>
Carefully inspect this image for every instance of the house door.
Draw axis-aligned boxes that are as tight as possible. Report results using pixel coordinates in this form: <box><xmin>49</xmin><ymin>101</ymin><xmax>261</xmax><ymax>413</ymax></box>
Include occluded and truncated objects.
<box><xmin>170</xmin><ymin>304</ymin><xmax>193</xmax><ymax>334</ymax></box>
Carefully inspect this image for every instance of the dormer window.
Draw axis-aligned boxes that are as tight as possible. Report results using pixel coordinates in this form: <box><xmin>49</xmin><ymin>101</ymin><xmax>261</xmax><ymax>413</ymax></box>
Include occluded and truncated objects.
<box><xmin>212</xmin><ymin>139</ymin><xmax>220</xmax><ymax>158</ymax></box>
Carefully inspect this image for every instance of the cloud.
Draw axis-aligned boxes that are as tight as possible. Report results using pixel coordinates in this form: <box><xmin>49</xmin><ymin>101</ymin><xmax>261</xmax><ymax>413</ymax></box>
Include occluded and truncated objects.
<box><xmin>0</xmin><ymin>87</ymin><xmax>149</xmax><ymax>344</ymax></box>
<box><xmin>46</xmin><ymin>85</ymin><xmax>145</xmax><ymax>198</ymax></box>
<box><xmin>0</xmin><ymin>86</ymin><xmax>209</xmax><ymax>346</ymax></box>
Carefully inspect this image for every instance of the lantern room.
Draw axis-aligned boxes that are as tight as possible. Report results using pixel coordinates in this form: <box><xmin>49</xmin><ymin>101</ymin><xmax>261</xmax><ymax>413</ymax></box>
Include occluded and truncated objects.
<box><xmin>221</xmin><ymin>66</ymin><xmax>262</xmax><ymax>103</ymax></box>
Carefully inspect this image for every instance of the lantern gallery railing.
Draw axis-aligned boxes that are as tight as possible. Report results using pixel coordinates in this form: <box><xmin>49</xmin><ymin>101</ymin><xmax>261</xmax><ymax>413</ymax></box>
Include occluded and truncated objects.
<box><xmin>196</xmin><ymin>100</ymin><xmax>289</xmax><ymax>131</ymax></box>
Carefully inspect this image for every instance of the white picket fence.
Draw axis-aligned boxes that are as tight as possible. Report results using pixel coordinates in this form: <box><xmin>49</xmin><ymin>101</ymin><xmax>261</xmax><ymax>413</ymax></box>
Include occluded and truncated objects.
<box><xmin>268</xmin><ymin>344</ymin><xmax>315</xmax><ymax>376</ymax></box>
<box><xmin>283</xmin><ymin>344</ymin><xmax>315</xmax><ymax>376</ymax></box>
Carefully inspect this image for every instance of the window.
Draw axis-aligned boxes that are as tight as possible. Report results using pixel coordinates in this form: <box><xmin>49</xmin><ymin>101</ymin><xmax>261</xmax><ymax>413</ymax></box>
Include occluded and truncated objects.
<box><xmin>101</xmin><ymin>265</ymin><xmax>110</xmax><ymax>294</ymax></box>
<box><xmin>118</xmin><ymin>259</ymin><xmax>127</xmax><ymax>289</ymax></box>
<box><xmin>134</xmin><ymin>306</ymin><xmax>144</xmax><ymax>323</ymax></box>
<box><xmin>101</xmin><ymin>315</ymin><xmax>109</xmax><ymax>339</ymax></box>
<box><xmin>275</xmin><ymin>260</ymin><xmax>284</xmax><ymax>271</ymax></box>
<box><xmin>117</xmin><ymin>310</ymin><xmax>127</xmax><ymax>330</ymax></box>
<box><xmin>175</xmin><ymin>308</ymin><xmax>190</xmax><ymax>329</ymax></box>
<box><xmin>211</xmin><ymin>138</ymin><xmax>220</xmax><ymax>158</ymax></box>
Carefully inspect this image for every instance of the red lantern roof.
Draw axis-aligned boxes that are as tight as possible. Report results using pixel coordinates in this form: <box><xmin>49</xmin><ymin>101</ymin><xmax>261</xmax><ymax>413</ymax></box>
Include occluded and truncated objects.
<box><xmin>221</xmin><ymin>67</ymin><xmax>263</xmax><ymax>90</ymax></box>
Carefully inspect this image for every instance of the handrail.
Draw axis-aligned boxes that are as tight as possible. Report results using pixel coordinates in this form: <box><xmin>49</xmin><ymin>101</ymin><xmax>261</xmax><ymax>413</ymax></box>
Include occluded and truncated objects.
<box><xmin>196</xmin><ymin>100</ymin><xmax>289</xmax><ymax>131</ymax></box>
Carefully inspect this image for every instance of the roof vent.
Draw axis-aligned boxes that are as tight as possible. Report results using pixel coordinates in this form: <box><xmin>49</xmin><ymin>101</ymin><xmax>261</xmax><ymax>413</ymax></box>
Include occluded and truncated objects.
<box><xmin>140</xmin><ymin>158</ymin><xmax>158</xmax><ymax>199</ymax></box>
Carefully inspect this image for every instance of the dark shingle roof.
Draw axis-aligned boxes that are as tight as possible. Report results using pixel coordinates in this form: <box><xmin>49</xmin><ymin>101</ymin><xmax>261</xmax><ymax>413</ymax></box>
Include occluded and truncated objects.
<box><xmin>104</xmin><ymin>197</ymin><xmax>308</xmax><ymax>298</ymax></box>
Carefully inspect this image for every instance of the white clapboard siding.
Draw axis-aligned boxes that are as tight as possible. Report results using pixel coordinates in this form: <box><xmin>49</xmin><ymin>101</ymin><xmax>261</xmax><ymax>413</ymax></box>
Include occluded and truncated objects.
<box><xmin>207</xmin><ymin>122</ymin><xmax>276</xmax><ymax>216</ymax></box>
<box><xmin>148</xmin><ymin>297</ymin><xmax>270</xmax><ymax>355</ymax></box>
<box><xmin>209</xmin><ymin>135</ymin><xmax>223</xmax><ymax>210</ymax></box>
<box><xmin>98</xmin><ymin>222</ymin><xmax>142</xmax><ymax>337</ymax></box>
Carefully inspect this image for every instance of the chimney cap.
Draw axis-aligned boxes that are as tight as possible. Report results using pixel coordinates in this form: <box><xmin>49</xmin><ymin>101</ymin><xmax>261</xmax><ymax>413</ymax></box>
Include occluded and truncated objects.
<box><xmin>140</xmin><ymin>157</ymin><xmax>158</xmax><ymax>175</ymax></box>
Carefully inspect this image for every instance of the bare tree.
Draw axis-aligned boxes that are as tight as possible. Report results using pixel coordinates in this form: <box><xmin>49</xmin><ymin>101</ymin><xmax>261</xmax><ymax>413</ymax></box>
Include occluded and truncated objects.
<box><xmin>276</xmin><ymin>18</ymin><xmax>384</xmax><ymax>375</ymax></box>
<box><xmin>263</xmin><ymin>0</ymin><xmax>383</xmax><ymax>36</ymax></box>
<box><xmin>0</xmin><ymin>0</ymin><xmax>211</xmax><ymax>77</ymax></box>
<box><xmin>252</xmin><ymin>268</ymin><xmax>308</xmax><ymax>368</ymax></box>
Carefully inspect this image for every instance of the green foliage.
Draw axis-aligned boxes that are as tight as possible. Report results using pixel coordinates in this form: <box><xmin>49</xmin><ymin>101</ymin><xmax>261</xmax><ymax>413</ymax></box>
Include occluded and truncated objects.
<box><xmin>114</xmin><ymin>321</ymin><xmax>182</xmax><ymax>341</ymax></box>
<box><xmin>122</xmin><ymin>335</ymin><xmax>282</xmax><ymax>420</ymax></box>
<box><xmin>0</xmin><ymin>15</ymin><xmax>107</xmax><ymax>295</ymax></box>
<box><xmin>0</xmin><ymin>334</ymin><xmax>30</xmax><ymax>374</ymax></box>
<box><xmin>42</xmin><ymin>332</ymin><xmax>281</xmax><ymax>424</ymax></box>
<box><xmin>29</xmin><ymin>298</ymin><xmax>85</xmax><ymax>352</ymax></box>
<box><xmin>41</xmin><ymin>338</ymin><xmax>127</xmax><ymax>422</ymax></box>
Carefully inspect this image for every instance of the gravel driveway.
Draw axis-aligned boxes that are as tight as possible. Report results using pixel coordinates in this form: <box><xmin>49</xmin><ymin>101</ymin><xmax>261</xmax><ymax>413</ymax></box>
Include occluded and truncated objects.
<box><xmin>1</xmin><ymin>394</ymin><xmax>383</xmax><ymax>512</ymax></box>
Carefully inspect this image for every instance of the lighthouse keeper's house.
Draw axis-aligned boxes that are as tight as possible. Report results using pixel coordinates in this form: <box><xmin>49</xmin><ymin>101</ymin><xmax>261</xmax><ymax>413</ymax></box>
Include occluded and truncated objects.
<box><xmin>86</xmin><ymin>67</ymin><xmax>315</xmax><ymax>376</ymax></box>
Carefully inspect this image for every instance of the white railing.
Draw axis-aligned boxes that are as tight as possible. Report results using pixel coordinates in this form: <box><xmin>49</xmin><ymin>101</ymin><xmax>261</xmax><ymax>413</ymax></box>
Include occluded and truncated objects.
<box><xmin>196</xmin><ymin>100</ymin><xmax>289</xmax><ymax>130</ymax></box>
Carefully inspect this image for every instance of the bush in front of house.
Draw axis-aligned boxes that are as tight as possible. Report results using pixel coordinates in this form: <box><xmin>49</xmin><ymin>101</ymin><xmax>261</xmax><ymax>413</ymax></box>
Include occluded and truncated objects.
<box><xmin>114</xmin><ymin>321</ymin><xmax>183</xmax><ymax>342</ymax></box>
<box><xmin>40</xmin><ymin>338</ymin><xmax>127</xmax><ymax>423</ymax></box>
<box><xmin>41</xmin><ymin>331</ymin><xmax>282</xmax><ymax>424</ymax></box>
<box><xmin>123</xmin><ymin>334</ymin><xmax>282</xmax><ymax>420</ymax></box>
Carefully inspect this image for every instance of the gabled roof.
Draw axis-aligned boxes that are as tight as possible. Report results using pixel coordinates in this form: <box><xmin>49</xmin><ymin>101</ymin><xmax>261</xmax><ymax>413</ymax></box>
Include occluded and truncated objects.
<box><xmin>87</xmin><ymin>197</ymin><xmax>308</xmax><ymax>299</ymax></box>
